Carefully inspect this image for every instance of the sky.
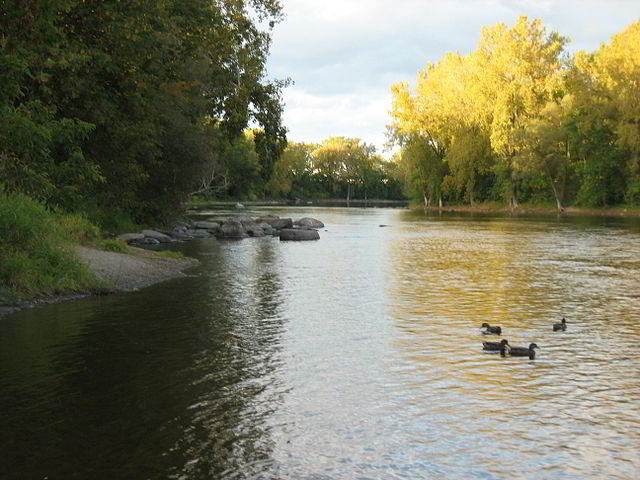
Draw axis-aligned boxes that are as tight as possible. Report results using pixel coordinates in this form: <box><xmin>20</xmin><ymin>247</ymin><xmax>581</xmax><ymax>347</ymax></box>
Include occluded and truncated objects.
<box><xmin>265</xmin><ymin>0</ymin><xmax>640</xmax><ymax>156</ymax></box>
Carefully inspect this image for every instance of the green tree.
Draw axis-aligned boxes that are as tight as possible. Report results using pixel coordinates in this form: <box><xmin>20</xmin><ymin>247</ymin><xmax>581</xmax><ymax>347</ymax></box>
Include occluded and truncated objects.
<box><xmin>575</xmin><ymin>21</ymin><xmax>640</xmax><ymax>203</ymax></box>
<box><xmin>312</xmin><ymin>137</ymin><xmax>377</xmax><ymax>203</ymax></box>
<box><xmin>1</xmin><ymin>0</ymin><xmax>287</xmax><ymax>221</ymax></box>
<box><xmin>267</xmin><ymin>142</ymin><xmax>317</xmax><ymax>198</ymax></box>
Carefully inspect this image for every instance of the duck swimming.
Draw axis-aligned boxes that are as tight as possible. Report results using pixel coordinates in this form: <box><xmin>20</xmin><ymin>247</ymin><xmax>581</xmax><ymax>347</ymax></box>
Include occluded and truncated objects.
<box><xmin>481</xmin><ymin>323</ymin><xmax>502</xmax><ymax>335</ymax></box>
<box><xmin>482</xmin><ymin>339</ymin><xmax>509</xmax><ymax>351</ymax></box>
<box><xmin>509</xmin><ymin>343</ymin><xmax>539</xmax><ymax>359</ymax></box>
<box><xmin>553</xmin><ymin>318</ymin><xmax>567</xmax><ymax>331</ymax></box>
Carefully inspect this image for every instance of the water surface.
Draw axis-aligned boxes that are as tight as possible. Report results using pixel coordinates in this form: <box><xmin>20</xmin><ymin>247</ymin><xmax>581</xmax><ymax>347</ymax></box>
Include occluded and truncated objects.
<box><xmin>1</xmin><ymin>208</ymin><xmax>639</xmax><ymax>479</ymax></box>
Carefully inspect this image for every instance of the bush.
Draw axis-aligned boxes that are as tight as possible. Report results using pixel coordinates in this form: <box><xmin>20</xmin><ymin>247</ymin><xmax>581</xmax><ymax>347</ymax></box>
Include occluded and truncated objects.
<box><xmin>0</xmin><ymin>193</ymin><xmax>98</xmax><ymax>302</ymax></box>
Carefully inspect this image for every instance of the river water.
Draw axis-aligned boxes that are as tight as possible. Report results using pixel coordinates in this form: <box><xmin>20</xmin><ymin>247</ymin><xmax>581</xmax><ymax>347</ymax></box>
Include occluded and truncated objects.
<box><xmin>1</xmin><ymin>207</ymin><xmax>639</xmax><ymax>480</ymax></box>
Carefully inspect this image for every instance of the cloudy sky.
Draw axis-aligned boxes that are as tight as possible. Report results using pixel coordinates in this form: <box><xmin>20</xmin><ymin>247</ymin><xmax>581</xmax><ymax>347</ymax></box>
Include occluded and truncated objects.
<box><xmin>265</xmin><ymin>0</ymin><xmax>640</xmax><ymax>156</ymax></box>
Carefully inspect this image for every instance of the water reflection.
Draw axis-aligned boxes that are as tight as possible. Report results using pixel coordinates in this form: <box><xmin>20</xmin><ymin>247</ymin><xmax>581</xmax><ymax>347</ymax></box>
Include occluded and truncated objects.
<box><xmin>1</xmin><ymin>209</ymin><xmax>639</xmax><ymax>479</ymax></box>
<box><xmin>387</xmin><ymin>213</ymin><xmax>640</xmax><ymax>479</ymax></box>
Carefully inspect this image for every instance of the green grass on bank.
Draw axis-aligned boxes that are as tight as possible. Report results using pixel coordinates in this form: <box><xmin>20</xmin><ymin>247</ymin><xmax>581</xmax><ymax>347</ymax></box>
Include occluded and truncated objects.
<box><xmin>0</xmin><ymin>193</ymin><xmax>103</xmax><ymax>304</ymax></box>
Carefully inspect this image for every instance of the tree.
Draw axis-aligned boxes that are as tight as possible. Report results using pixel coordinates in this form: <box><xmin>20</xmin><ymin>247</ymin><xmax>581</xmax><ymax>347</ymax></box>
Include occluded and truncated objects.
<box><xmin>575</xmin><ymin>21</ymin><xmax>640</xmax><ymax>203</ymax></box>
<box><xmin>312</xmin><ymin>137</ymin><xmax>377</xmax><ymax>204</ymax></box>
<box><xmin>472</xmin><ymin>16</ymin><xmax>569</xmax><ymax>207</ymax></box>
<box><xmin>515</xmin><ymin>98</ymin><xmax>574</xmax><ymax>210</ymax></box>
<box><xmin>267</xmin><ymin>142</ymin><xmax>316</xmax><ymax>198</ymax></box>
<box><xmin>395</xmin><ymin>135</ymin><xmax>448</xmax><ymax>207</ymax></box>
<box><xmin>444</xmin><ymin>127</ymin><xmax>494</xmax><ymax>205</ymax></box>
<box><xmin>0</xmin><ymin>0</ymin><xmax>288</xmax><ymax>221</ymax></box>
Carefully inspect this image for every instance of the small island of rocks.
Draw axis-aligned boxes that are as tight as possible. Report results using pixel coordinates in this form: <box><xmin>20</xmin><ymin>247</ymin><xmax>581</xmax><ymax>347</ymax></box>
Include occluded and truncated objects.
<box><xmin>117</xmin><ymin>214</ymin><xmax>325</xmax><ymax>247</ymax></box>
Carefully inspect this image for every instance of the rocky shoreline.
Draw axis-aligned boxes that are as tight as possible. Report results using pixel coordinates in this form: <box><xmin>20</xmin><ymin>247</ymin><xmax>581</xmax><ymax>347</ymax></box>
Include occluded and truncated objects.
<box><xmin>1</xmin><ymin>214</ymin><xmax>325</xmax><ymax>318</ymax></box>
<box><xmin>118</xmin><ymin>214</ymin><xmax>324</xmax><ymax>247</ymax></box>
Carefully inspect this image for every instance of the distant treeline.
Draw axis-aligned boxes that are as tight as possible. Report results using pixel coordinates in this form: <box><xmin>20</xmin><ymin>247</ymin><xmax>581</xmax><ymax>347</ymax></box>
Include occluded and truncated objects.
<box><xmin>388</xmin><ymin>17</ymin><xmax>640</xmax><ymax>210</ymax></box>
<box><xmin>267</xmin><ymin>137</ymin><xmax>404</xmax><ymax>202</ymax></box>
<box><xmin>1</xmin><ymin>0</ymin><xmax>288</xmax><ymax>224</ymax></box>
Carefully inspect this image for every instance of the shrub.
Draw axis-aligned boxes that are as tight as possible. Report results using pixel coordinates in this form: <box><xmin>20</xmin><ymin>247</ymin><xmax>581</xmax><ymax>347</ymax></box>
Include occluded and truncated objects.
<box><xmin>58</xmin><ymin>213</ymin><xmax>101</xmax><ymax>244</ymax></box>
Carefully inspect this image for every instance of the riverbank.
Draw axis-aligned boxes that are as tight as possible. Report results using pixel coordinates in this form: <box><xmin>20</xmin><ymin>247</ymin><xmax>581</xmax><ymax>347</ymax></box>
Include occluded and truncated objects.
<box><xmin>416</xmin><ymin>202</ymin><xmax>640</xmax><ymax>217</ymax></box>
<box><xmin>186</xmin><ymin>198</ymin><xmax>409</xmax><ymax>208</ymax></box>
<box><xmin>0</xmin><ymin>246</ymin><xmax>199</xmax><ymax>318</ymax></box>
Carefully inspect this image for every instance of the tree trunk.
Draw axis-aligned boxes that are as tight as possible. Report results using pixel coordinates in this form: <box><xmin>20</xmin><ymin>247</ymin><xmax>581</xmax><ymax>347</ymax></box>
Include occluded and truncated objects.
<box><xmin>542</xmin><ymin>157</ymin><xmax>563</xmax><ymax>212</ymax></box>
<box><xmin>346</xmin><ymin>183</ymin><xmax>351</xmax><ymax>207</ymax></box>
<box><xmin>438</xmin><ymin>196</ymin><xmax>443</xmax><ymax>209</ymax></box>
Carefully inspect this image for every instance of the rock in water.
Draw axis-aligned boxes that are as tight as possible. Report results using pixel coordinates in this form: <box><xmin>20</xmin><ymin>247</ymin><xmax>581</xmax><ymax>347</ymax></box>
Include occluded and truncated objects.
<box><xmin>279</xmin><ymin>228</ymin><xmax>320</xmax><ymax>241</ymax></box>
<box><xmin>294</xmin><ymin>217</ymin><xmax>324</xmax><ymax>229</ymax></box>
<box><xmin>217</xmin><ymin>219</ymin><xmax>248</xmax><ymax>239</ymax></box>
<box><xmin>256</xmin><ymin>217</ymin><xmax>294</xmax><ymax>230</ymax></box>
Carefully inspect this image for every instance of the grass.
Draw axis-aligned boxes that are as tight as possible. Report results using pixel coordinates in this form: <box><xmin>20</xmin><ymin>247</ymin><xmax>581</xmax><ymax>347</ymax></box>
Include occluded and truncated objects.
<box><xmin>0</xmin><ymin>193</ymin><xmax>103</xmax><ymax>303</ymax></box>
<box><xmin>155</xmin><ymin>249</ymin><xmax>185</xmax><ymax>259</ymax></box>
<box><xmin>94</xmin><ymin>238</ymin><xmax>129</xmax><ymax>253</ymax></box>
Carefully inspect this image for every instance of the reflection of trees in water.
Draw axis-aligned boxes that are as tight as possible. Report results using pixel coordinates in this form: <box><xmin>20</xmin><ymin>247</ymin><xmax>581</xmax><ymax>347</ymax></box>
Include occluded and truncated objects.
<box><xmin>385</xmin><ymin>216</ymin><xmax>640</xmax><ymax>430</ymax></box>
<box><xmin>168</xmin><ymin>238</ymin><xmax>286</xmax><ymax>479</ymax></box>
<box><xmin>0</xmin><ymin>238</ymin><xmax>287</xmax><ymax>480</ymax></box>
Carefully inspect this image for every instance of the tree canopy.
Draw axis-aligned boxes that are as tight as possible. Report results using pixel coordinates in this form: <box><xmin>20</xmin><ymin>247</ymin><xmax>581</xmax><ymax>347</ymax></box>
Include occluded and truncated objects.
<box><xmin>1</xmin><ymin>0</ymin><xmax>288</xmax><ymax>222</ymax></box>
<box><xmin>389</xmin><ymin>17</ymin><xmax>640</xmax><ymax>209</ymax></box>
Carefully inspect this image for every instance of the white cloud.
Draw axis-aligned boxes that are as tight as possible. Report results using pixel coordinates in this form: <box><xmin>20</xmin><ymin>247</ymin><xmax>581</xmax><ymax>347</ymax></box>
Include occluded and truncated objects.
<box><xmin>267</xmin><ymin>0</ymin><xmax>640</xmax><ymax>155</ymax></box>
<box><xmin>282</xmin><ymin>87</ymin><xmax>393</xmax><ymax>149</ymax></box>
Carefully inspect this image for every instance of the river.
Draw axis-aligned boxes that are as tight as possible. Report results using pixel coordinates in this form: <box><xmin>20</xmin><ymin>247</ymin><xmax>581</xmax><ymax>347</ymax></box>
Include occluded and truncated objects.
<box><xmin>1</xmin><ymin>207</ymin><xmax>639</xmax><ymax>479</ymax></box>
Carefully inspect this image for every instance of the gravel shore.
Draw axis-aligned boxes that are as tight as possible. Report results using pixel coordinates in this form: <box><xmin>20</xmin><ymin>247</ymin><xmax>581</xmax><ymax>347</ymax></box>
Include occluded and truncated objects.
<box><xmin>73</xmin><ymin>246</ymin><xmax>199</xmax><ymax>292</ymax></box>
<box><xmin>0</xmin><ymin>246</ymin><xmax>199</xmax><ymax>317</ymax></box>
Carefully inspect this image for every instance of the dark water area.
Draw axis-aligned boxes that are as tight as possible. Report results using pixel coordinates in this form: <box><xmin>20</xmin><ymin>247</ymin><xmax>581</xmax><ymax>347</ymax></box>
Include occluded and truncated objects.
<box><xmin>1</xmin><ymin>207</ymin><xmax>639</xmax><ymax>479</ymax></box>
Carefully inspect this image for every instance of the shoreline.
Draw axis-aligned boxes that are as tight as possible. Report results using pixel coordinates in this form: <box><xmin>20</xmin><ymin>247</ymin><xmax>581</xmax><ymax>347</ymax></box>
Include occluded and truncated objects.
<box><xmin>413</xmin><ymin>204</ymin><xmax>640</xmax><ymax>217</ymax></box>
<box><xmin>187</xmin><ymin>199</ymin><xmax>639</xmax><ymax>217</ymax></box>
<box><xmin>3</xmin><ymin>203</ymin><xmax>637</xmax><ymax>318</ymax></box>
<box><xmin>0</xmin><ymin>246</ymin><xmax>199</xmax><ymax>318</ymax></box>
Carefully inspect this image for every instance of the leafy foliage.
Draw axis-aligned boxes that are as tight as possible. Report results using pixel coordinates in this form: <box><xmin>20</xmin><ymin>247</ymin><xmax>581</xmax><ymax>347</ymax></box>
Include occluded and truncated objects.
<box><xmin>388</xmin><ymin>17</ymin><xmax>640</xmax><ymax>209</ymax></box>
<box><xmin>267</xmin><ymin>139</ymin><xmax>403</xmax><ymax>201</ymax></box>
<box><xmin>1</xmin><ymin>0</ymin><xmax>288</xmax><ymax>221</ymax></box>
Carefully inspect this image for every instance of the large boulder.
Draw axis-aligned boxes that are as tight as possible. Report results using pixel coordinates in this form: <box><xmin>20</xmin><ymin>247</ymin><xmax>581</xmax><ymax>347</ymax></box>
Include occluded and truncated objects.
<box><xmin>257</xmin><ymin>222</ymin><xmax>276</xmax><ymax>236</ymax></box>
<box><xmin>236</xmin><ymin>216</ymin><xmax>257</xmax><ymax>225</ymax></box>
<box><xmin>193</xmin><ymin>221</ymin><xmax>220</xmax><ymax>233</ymax></box>
<box><xmin>117</xmin><ymin>232</ymin><xmax>145</xmax><ymax>242</ymax></box>
<box><xmin>257</xmin><ymin>216</ymin><xmax>293</xmax><ymax>230</ymax></box>
<box><xmin>130</xmin><ymin>236</ymin><xmax>160</xmax><ymax>246</ymax></box>
<box><xmin>294</xmin><ymin>217</ymin><xmax>324</xmax><ymax>229</ymax></box>
<box><xmin>141</xmin><ymin>229</ymin><xmax>173</xmax><ymax>243</ymax></box>
<box><xmin>279</xmin><ymin>228</ymin><xmax>320</xmax><ymax>241</ymax></box>
<box><xmin>243</xmin><ymin>221</ymin><xmax>266</xmax><ymax>237</ymax></box>
<box><xmin>169</xmin><ymin>227</ymin><xmax>194</xmax><ymax>239</ymax></box>
<box><xmin>184</xmin><ymin>229</ymin><xmax>212</xmax><ymax>238</ymax></box>
<box><xmin>217</xmin><ymin>219</ymin><xmax>248</xmax><ymax>239</ymax></box>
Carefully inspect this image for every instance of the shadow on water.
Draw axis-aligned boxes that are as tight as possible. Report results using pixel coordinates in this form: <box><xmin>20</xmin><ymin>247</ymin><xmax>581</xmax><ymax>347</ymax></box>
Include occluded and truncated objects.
<box><xmin>0</xmin><ymin>237</ymin><xmax>288</xmax><ymax>480</ymax></box>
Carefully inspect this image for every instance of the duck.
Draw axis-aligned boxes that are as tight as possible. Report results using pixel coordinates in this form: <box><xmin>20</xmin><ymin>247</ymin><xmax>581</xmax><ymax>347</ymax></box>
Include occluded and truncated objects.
<box><xmin>482</xmin><ymin>339</ymin><xmax>509</xmax><ymax>351</ymax></box>
<box><xmin>481</xmin><ymin>323</ymin><xmax>502</xmax><ymax>335</ymax></box>
<box><xmin>553</xmin><ymin>318</ymin><xmax>567</xmax><ymax>331</ymax></box>
<box><xmin>508</xmin><ymin>343</ymin><xmax>539</xmax><ymax>359</ymax></box>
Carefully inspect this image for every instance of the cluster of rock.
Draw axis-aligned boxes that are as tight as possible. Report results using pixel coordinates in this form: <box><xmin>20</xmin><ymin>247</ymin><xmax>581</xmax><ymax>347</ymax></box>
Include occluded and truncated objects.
<box><xmin>117</xmin><ymin>215</ymin><xmax>324</xmax><ymax>246</ymax></box>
